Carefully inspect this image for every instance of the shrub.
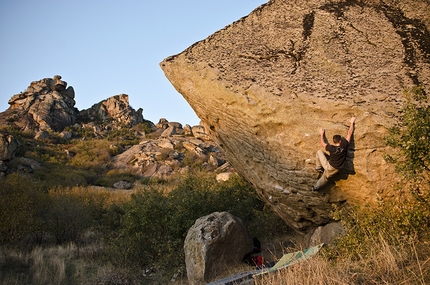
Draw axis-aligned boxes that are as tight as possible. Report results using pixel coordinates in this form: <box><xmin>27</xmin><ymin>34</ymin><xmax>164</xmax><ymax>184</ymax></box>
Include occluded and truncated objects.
<box><xmin>45</xmin><ymin>186</ymin><xmax>124</xmax><ymax>244</ymax></box>
<box><xmin>0</xmin><ymin>173</ymin><xmax>49</xmax><ymax>246</ymax></box>
<box><xmin>33</xmin><ymin>163</ymin><xmax>95</xmax><ymax>188</ymax></box>
<box><xmin>46</xmin><ymin>188</ymin><xmax>94</xmax><ymax>244</ymax></box>
<box><xmin>107</xmin><ymin>173</ymin><xmax>288</xmax><ymax>271</ymax></box>
<box><xmin>384</xmin><ymin>85</ymin><xmax>430</xmax><ymax>183</ymax></box>
<box><xmin>69</xmin><ymin>140</ymin><xmax>112</xmax><ymax>172</ymax></box>
<box><xmin>182</xmin><ymin>151</ymin><xmax>206</xmax><ymax>169</ymax></box>
<box><xmin>131</xmin><ymin>121</ymin><xmax>154</xmax><ymax>135</ymax></box>
<box><xmin>330</xmin><ymin>190</ymin><xmax>430</xmax><ymax>262</ymax></box>
<box><xmin>94</xmin><ymin>169</ymin><xmax>139</xmax><ymax>187</ymax></box>
<box><xmin>106</xmin><ymin>127</ymin><xmax>139</xmax><ymax>147</ymax></box>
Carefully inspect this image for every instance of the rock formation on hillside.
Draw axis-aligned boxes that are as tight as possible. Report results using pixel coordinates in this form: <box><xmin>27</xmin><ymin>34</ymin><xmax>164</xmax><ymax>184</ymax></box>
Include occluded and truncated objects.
<box><xmin>0</xmin><ymin>76</ymin><xmax>147</xmax><ymax>134</ymax></box>
<box><xmin>79</xmin><ymin>94</ymin><xmax>144</xmax><ymax>127</ymax></box>
<box><xmin>112</xmin><ymin>121</ymin><xmax>233</xmax><ymax>180</ymax></box>
<box><xmin>0</xmin><ymin>76</ymin><xmax>233</xmax><ymax>179</ymax></box>
<box><xmin>160</xmin><ymin>0</ymin><xmax>430</xmax><ymax>231</ymax></box>
<box><xmin>0</xmin><ymin>75</ymin><xmax>78</xmax><ymax>132</ymax></box>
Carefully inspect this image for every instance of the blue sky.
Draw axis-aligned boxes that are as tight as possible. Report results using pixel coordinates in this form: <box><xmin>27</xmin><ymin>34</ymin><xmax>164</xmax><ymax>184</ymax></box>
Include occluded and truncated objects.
<box><xmin>0</xmin><ymin>0</ymin><xmax>267</xmax><ymax>127</ymax></box>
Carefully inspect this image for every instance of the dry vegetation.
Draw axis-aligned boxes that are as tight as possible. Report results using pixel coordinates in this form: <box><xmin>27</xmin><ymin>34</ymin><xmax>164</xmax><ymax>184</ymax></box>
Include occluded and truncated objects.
<box><xmin>254</xmin><ymin>238</ymin><xmax>429</xmax><ymax>285</ymax></box>
<box><xmin>1</xmin><ymin>87</ymin><xmax>429</xmax><ymax>284</ymax></box>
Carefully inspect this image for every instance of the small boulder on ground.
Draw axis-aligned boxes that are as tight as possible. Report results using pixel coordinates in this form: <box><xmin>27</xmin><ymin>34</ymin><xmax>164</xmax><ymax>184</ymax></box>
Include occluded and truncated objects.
<box><xmin>305</xmin><ymin>222</ymin><xmax>345</xmax><ymax>247</ymax></box>
<box><xmin>184</xmin><ymin>211</ymin><xmax>253</xmax><ymax>285</ymax></box>
<box><xmin>113</xmin><ymin>180</ymin><xmax>132</xmax><ymax>189</ymax></box>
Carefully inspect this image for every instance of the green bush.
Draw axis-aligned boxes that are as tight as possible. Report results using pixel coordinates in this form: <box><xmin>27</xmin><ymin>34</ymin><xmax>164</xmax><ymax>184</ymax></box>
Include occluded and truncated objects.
<box><xmin>107</xmin><ymin>174</ymin><xmax>288</xmax><ymax>270</ymax></box>
<box><xmin>106</xmin><ymin>128</ymin><xmax>139</xmax><ymax>147</ymax></box>
<box><xmin>69</xmin><ymin>140</ymin><xmax>112</xmax><ymax>172</ymax></box>
<box><xmin>384</xmin><ymin>85</ymin><xmax>430</xmax><ymax>182</ymax></box>
<box><xmin>45</xmin><ymin>187</ymin><xmax>113</xmax><ymax>244</ymax></box>
<box><xmin>33</xmin><ymin>163</ymin><xmax>95</xmax><ymax>188</ymax></box>
<box><xmin>132</xmin><ymin>121</ymin><xmax>154</xmax><ymax>135</ymax></box>
<box><xmin>64</xmin><ymin>125</ymin><xmax>96</xmax><ymax>139</ymax></box>
<box><xmin>94</xmin><ymin>169</ymin><xmax>138</xmax><ymax>187</ymax></box>
<box><xmin>330</xmin><ymin>191</ymin><xmax>430</xmax><ymax>261</ymax></box>
<box><xmin>0</xmin><ymin>174</ymin><xmax>49</xmax><ymax>246</ymax></box>
<box><xmin>182</xmin><ymin>151</ymin><xmax>205</xmax><ymax>169</ymax></box>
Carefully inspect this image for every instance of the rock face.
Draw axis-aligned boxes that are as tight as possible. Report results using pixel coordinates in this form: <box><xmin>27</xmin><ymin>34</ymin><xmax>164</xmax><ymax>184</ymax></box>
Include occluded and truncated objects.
<box><xmin>160</xmin><ymin>0</ymin><xmax>430</xmax><ymax>231</ymax></box>
<box><xmin>1</xmin><ymin>75</ymin><xmax>77</xmax><ymax>132</ymax></box>
<box><xmin>79</xmin><ymin>94</ymin><xmax>144</xmax><ymax>127</ymax></box>
<box><xmin>184</xmin><ymin>212</ymin><xmax>254</xmax><ymax>285</ymax></box>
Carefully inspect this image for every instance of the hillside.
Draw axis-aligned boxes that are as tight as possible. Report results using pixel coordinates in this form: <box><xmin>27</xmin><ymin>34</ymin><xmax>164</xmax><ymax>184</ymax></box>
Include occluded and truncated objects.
<box><xmin>0</xmin><ymin>76</ymin><xmax>290</xmax><ymax>284</ymax></box>
<box><xmin>0</xmin><ymin>76</ymin><xmax>235</xmax><ymax>184</ymax></box>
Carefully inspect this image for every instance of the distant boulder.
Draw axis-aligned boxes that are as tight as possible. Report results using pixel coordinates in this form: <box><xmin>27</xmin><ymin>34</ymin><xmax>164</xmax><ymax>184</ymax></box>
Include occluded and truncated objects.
<box><xmin>0</xmin><ymin>133</ymin><xmax>20</xmax><ymax>161</ymax></box>
<box><xmin>113</xmin><ymin>180</ymin><xmax>133</xmax><ymax>189</ymax></box>
<box><xmin>160</xmin><ymin>125</ymin><xmax>177</xmax><ymax>137</ymax></box>
<box><xmin>0</xmin><ymin>132</ymin><xmax>20</xmax><ymax>176</ymax></box>
<box><xmin>1</xmin><ymin>75</ymin><xmax>78</xmax><ymax>132</ymax></box>
<box><xmin>191</xmin><ymin>125</ymin><xmax>211</xmax><ymax>141</ymax></box>
<box><xmin>34</xmin><ymin>131</ymin><xmax>50</xmax><ymax>141</ymax></box>
<box><xmin>79</xmin><ymin>94</ymin><xmax>144</xmax><ymax>127</ymax></box>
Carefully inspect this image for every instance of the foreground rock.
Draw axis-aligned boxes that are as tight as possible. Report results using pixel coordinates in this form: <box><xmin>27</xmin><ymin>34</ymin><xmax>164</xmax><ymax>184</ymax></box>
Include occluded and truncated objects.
<box><xmin>161</xmin><ymin>0</ymin><xmax>430</xmax><ymax>231</ymax></box>
<box><xmin>305</xmin><ymin>222</ymin><xmax>345</xmax><ymax>247</ymax></box>
<box><xmin>184</xmin><ymin>212</ymin><xmax>253</xmax><ymax>285</ymax></box>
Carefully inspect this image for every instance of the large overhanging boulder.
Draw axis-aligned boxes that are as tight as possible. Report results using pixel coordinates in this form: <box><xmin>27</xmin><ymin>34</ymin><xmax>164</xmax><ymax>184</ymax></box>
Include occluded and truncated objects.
<box><xmin>160</xmin><ymin>0</ymin><xmax>430</xmax><ymax>232</ymax></box>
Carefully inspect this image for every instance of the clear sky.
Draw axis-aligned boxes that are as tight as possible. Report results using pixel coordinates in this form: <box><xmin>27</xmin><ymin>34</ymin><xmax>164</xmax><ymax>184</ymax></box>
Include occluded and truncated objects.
<box><xmin>0</xmin><ymin>0</ymin><xmax>267</xmax><ymax>127</ymax></box>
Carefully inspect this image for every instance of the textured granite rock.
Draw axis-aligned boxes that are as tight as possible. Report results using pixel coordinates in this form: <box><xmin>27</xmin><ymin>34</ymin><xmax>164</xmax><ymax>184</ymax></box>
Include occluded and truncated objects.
<box><xmin>2</xmin><ymin>75</ymin><xmax>77</xmax><ymax>132</ymax></box>
<box><xmin>161</xmin><ymin>0</ymin><xmax>430</xmax><ymax>231</ymax></box>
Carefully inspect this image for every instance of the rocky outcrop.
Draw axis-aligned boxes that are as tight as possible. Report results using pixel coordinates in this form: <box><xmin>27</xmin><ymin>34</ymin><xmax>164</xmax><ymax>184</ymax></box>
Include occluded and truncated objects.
<box><xmin>1</xmin><ymin>75</ymin><xmax>78</xmax><ymax>132</ymax></box>
<box><xmin>184</xmin><ymin>212</ymin><xmax>254</xmax><ymax>285</ymax></box>
<box><xmin>79</xmin><ymin>94</ymin><xmax>144</xmax><ymax>127</ymax></box>
<box><xmin>0</xmin><ymin>133</ymin><xmax>20</xmax><ymax>161</ymax></box>
<box><xmin>0</xmin><ymin>133</ymin><xmax>20</xmax><ymax>177</ymax></box>
<box><xmin>160</xmin><ymin>0</ymin><xmax>430</xmax><ymax>232</ymax></box>
<box><xmin>0</xmin><ymin>76</ymin><xmax>235</xmax><ymax>181</ymax></box>
<box><xmin>112</xmin><ymin>129</ymin><xmax>232</xmax><ymax>179</ymax></box>
<box><xmin>0</xmin><ymin>77</ymin><xmax>146</xmax><ymax>135</ymax></box>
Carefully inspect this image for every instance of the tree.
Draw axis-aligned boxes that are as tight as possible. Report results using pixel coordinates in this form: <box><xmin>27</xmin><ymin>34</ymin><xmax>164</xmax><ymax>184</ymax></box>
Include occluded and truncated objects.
<box><xmin>385</xmin><ymin>86</ymin><xmax>430</xmax><ymax>183</ymax></box>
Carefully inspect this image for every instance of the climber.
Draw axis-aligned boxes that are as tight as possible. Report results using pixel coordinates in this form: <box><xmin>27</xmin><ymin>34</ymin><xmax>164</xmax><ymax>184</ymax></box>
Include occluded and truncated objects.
<box><xmin>312</xmin><ymin>117</ymin><xmax>356</xmax><ymax>191</ymax></box>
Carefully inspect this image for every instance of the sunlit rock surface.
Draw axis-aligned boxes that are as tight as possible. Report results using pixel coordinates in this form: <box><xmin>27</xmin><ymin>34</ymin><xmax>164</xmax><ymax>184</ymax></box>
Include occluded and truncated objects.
<box><xmin>161</xmin><ymin>0</ymin><xmax>430</xmax><ymax>231</ymax></box>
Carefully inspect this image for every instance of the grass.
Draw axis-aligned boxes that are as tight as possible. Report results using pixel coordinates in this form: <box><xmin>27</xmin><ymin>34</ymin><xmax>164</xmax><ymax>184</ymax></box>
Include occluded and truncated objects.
<box><xmin>2</xmin><ymin>108</ymin><xmax>429</xmax><ymax>284</ymax></box>
<box><xmin>2</xmin><ymin>235</ymin><xmax>427</xmax><ymax>285</ymax></box>
<box><xmin>0</xmin><ymin>243</ymin><xmax>136</xmax><ymax>285</ymax></box>
<box><xmin>254</xmin><ymin>237</ymin><xmax>429</xmax><ymax>285</ymax></box>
